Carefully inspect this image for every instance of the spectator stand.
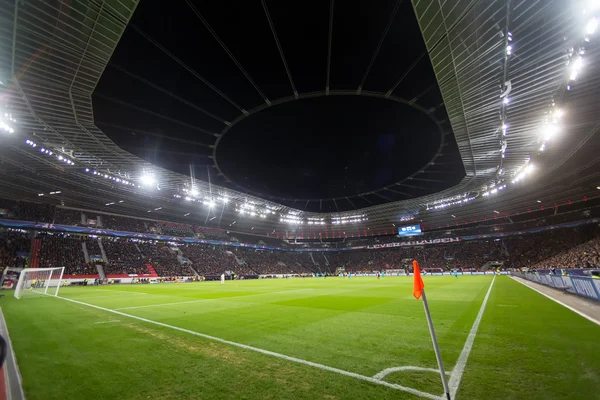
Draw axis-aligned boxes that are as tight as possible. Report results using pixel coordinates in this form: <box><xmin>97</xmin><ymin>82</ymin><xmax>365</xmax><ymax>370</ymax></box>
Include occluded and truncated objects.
<box><xmin>0</xmin><ymin>229</ymin><xmax>31</xmax><ymax>270</ymax></box>
<box><xmin>34</xmin><ymin>233</ymin><xmax>99</xmax><ymax>278</ymax></box>
<box><xmin>101</xmin><ymin>238</ymin><xmax>153</xmax><ymax>278</ymax></box>
<box><xmin>157</xmin><ymin>222</ymin><xmax>195</xmax><ymax>238</ymax></box>
<box><xmin>138</xmin><ymin>241</ymin><xmax>196</xmax><ymax>278</ymax></box>
<box><xmin>0</xmin><ymin>198</ymin><xmax>55</xmax><ymax>223</ymax></box>
<box><xmin>54</xmin><ymin>208</ymin><xmax>83</xmax><ymax>226</ymax></box>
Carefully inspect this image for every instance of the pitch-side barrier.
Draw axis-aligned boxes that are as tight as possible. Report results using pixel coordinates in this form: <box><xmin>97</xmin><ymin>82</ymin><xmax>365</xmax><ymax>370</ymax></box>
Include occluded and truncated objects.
<box><xmin>511</xmin><ymin>272</ymin><xmax>600</xmax><ymax>301</ymax></box>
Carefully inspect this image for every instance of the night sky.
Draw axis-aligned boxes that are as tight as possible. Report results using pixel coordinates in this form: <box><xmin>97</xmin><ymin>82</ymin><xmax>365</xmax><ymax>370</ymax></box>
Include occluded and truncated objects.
<box><xmin>93</xmin><ymin>0</ymin><xmax>465</xmax><ymax>212</ymax></box>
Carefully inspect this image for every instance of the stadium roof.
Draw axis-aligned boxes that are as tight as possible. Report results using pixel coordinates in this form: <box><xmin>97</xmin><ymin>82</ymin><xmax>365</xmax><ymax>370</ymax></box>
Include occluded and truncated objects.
<box><xmin>0</xmin><ymin>0</ymin><xmax>598</xmax><ymax>238</ymax></box>
<box><xmin>92</xmin><ymin>0</ymin><xmax>465</xmax><ymax>212</ymax></box>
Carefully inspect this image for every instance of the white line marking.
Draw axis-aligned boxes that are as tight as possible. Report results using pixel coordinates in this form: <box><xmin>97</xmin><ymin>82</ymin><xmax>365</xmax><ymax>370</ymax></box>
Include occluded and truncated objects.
<box><xmin>510</xmin><ymin>276</ymin><xmax>600</xmax><ymax>326</ymax></box>
<box><xmin>373</xmin><ymin>366</ymin><xmax>450</xmax><ymax>380</ymax></box>
<box><xmin>93</xmin><ymin>320</ymin><xmax>121</xmax><ymax>324</ymax></box>
<box><xmin>448</xmin><ymin>275</ymin><xmax>496</xmax><ymax>399</ymax></box>
<box><xmin>497</xmin><ymin>304</ymin><xmax>518</xmax><ymax>307</ymax></box>
<box><xmin>55</xmin><ymin>295</ymin><xmax>440</xmax><ymax>400</ymax></box>
<box><xmin>114</xmin><ymin>288</ymin><xmax>314</xmax><ymax>310</ymax></box>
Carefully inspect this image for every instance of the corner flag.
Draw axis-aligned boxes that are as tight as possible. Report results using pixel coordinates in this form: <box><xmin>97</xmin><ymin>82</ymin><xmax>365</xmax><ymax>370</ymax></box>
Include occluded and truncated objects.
<box><xmin>413</xmin><ymin>260</ymin><xmax>451</xmax><ymax>400</ymax></box>
<box><xmin>413</xmin><ymin>260</ymin><xmax>424</xmax><ymax>299</ymax></box>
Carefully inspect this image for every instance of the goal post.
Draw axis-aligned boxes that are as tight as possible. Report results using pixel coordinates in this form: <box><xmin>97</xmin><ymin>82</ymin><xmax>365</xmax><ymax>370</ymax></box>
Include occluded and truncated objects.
<box><xmin>14</xmin><ymin>267</ymin><xmax>65</xmax><ymax>299</ymax></box>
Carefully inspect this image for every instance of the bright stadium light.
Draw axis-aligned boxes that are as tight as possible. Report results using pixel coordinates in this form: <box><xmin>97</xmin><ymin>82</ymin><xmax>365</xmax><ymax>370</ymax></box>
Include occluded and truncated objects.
<box><xmin>140</xmin><ymin>173</ymin><xmax>156</xmax><ymax>186</ymax></box>
<box><xmin>544</xmin><ymin>122</ymin><xmax>560</xmax><ymax>141</ymax></box>
<box><xmin>0</xmin><ymin>120</ymin><xmax>14</xmax><ymax>133</ymax></box>
<box><xmin>586</xmin><ymin>17</ymin><xmax>598</xmax><ymax>35</ymax></box>
<box><xmin>569</xmin><ymin>57</ymin><xmax>582</xmax><ymax>81</ymax></box>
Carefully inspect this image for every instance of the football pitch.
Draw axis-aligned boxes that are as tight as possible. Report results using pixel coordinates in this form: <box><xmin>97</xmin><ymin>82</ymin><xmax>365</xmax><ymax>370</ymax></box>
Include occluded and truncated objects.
<box><xmin>2</xmin><ymin>275</ymin><xmax>599</xmax><ymax>400</ymax></box>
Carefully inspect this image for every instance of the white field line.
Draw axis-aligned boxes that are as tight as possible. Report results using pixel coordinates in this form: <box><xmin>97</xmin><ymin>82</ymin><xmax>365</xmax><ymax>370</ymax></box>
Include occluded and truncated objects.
<box><xmin>114</xmin><ymin>288</ymin><xmax>314</xmax><ymax>311</ymax></box>
<box><xmin>510</xmin><ymin>276</ymin><xmax>600</xmax><ymax>326</ymax></box>
<box><xmin>56</xmin><ymin>295</ymin><xmax>440</xmax><ymax>400</ymax></box>
<box><xmin>373</xmin><ymin>365</ymin><xmax>449</xmax><ymax>380</ymax></box>
<box><xmin>93</xmin><ymin>320</ymin><xmax>121</xmax><ymax>324</ymax></box>
<box><xmin>447</xmin><ymin>275</ymin><xmax>496</xmax><ymax>400</ymax></box>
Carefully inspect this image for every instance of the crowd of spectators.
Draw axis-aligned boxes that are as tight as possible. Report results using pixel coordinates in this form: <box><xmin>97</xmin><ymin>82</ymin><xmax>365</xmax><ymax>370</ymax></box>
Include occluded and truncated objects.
<box><xmin>157</xmin><ymin>222</ymin><xmax>195</xmax><ymax>237</ymax></box>
<box><xmin>531</xmin><ymin>237</ymin><xmax>600</xmax><ymax>270</ymax></box>
<box><xmin>502</xmin><ymin>228</ymin><xmax>593</xmax><ymax>270</ymax></box>
<box><xmin>0</xmin><ymin>230</ymin><xmax>30</xmax><ymax>268</ymax></box>
<box><xmin>195</xmin><ymin>228</ymin><xmax>230</xmax><ymax>241</ymax></box>
<box><xmin>101</xmin><ymin>239</ymin><xmax>149</xmax><ymax>275</ymax></box>
<box><xmin>0</xmin><ymin>199</ymin><xmax>55</xmax><ymax>223</ymax></box>
<box><xmin>4</xmin><ymin>217</ymin><xmax>599</xmax><ymax>278</ymax></box>
<box><xmin>36</xmin><ymin>234</ymin><xmax>98</xmax><ymax>275</ymax></box>
<box><xmin>182</xmin><ymin>244</ymin><xmax>256</xmax><ymax>275</ymax></box>
<box><xmin>85</xmin><ymin>238</ymin><xmax>103</xmax><ymax>260</ymax></box>
<box><xmin>237</xmin><ymin>249</ymin><xmax>308</xmax><ymax>274</ymax></box>
<box><xmin>324</xmin><ymin>240</ymin><xmax>499</xmax><ymax>273</ymax></box>
<box><xmin>138</xmin><ymin>241</ymin><xmax>195</xmax><ymax>276</ymax></box>
<box><xmin>100</xmin><ymin>215</ymin><xmax>153</xmax><ymax>233</ymax></box>
<box><xmin>54</xmin><ymin>208</ymin><xmax>82</xmax><ymax>226</ymax></box>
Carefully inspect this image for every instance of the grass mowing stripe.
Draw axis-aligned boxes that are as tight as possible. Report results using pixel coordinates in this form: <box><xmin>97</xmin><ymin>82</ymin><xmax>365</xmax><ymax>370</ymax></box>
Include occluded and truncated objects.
<box><xmin>448</xmin><ymin>275</ymin><xmax>496</xmax><ymax>399</ymax></box>
<box><xmin>55</xmin><ymin>295</ymin><xmax>441</xmax><ymax>400</ymax></box>
<box><xmin>71</xmin><ymin>293</ymin><xmax>149</xmax><ymax>300</ymax></box>
<box><xmin>113</xmin><ymin>288</ymin><xmax>315</xmax><ymax>310</ymax></box>
<box><xmin>510</xmin><ymin>276</ymin><xmax>600</xmax><ymax>326</ymax></box>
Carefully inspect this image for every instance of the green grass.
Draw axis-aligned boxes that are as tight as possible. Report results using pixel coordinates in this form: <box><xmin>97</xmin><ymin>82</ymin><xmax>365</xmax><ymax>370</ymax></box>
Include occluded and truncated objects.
<box><xmin>1</xmin><ymin>276</ymin><xmax>599</xmax><ymax>399</ymax></box>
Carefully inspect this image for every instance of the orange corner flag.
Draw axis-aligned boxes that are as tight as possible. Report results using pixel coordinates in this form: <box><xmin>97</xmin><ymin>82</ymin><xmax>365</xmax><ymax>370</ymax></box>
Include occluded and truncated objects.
<box><xmin>413</xmin><ymin>260</ymin><xmax>424</xmax><ymax>299</ymax></box>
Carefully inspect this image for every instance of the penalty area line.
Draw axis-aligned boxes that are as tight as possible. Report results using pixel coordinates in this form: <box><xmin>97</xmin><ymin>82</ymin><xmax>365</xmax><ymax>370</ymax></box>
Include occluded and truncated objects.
<box><xmin>55</xmin><ymin>295</ymin><xmax>441</xmax><ymax>400</ymax></box>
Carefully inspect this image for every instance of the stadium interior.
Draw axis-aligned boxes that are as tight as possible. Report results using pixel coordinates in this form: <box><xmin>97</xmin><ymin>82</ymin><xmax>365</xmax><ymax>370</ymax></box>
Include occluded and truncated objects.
<box><xmin>0</xmin><ymin>0</ymin><xmax>599</xmax><ymax>399</ymax></box>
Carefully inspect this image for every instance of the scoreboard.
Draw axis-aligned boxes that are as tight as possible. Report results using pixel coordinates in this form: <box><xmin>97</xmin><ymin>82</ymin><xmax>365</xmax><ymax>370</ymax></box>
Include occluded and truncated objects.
<box><xmin>397</xmin><ymin>225</ymin><xmax>422</xmax><ymax>237</ymax></box>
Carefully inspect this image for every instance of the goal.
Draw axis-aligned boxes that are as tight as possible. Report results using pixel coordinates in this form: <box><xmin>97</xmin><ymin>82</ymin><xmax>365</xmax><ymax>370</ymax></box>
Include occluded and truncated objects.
<box><xmin>14</xmin><ymin>267</ymin><xmax>65</xmax><ymax>299</ymax></box>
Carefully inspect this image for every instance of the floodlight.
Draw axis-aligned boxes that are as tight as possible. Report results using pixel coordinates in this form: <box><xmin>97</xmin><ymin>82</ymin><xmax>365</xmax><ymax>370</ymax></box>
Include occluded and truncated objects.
<box><xmin>140</xmin><ymin>173</ymin><xmax>156</xmax><ymax>186</ymax></box>
<box><xmin>586</xmin><ymin>17</ymin><xmax>597</xmax><ymax>35</ymax></box>
<box><xmin>570</xmin><ymin>58</ymin><xmax>582</xmax><ymax>80</ymax></box>
<box><xmin>525</xmin><ymin>163</ymin><xmax>535</xmax><ymax>173</ymax></box>
<box><xmin>544</xmin><ymin>123</ymin><xmax>560</xmax><ymax>141</ymax></box>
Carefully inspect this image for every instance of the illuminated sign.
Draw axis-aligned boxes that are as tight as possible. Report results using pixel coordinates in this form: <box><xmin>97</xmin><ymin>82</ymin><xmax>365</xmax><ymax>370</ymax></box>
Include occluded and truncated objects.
<box><xmin>398</xmin><ymin>225</ymin><xmax>422</xmax><ymax>237</ymax></box>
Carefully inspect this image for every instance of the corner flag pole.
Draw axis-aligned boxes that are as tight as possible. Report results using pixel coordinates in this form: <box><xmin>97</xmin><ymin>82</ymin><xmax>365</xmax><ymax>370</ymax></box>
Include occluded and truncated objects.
<box><xmin>413</xmin><ymin>260</ymin><xmax>451</xmax><ymax>400</ymax></box>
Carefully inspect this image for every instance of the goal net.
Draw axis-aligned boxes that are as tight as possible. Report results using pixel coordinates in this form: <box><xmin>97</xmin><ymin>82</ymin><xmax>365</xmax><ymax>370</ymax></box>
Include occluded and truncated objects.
<box><xmin>14</xmin><ymin>267</ymin><xmax>65</xmax><ymax>299</ymax></box>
